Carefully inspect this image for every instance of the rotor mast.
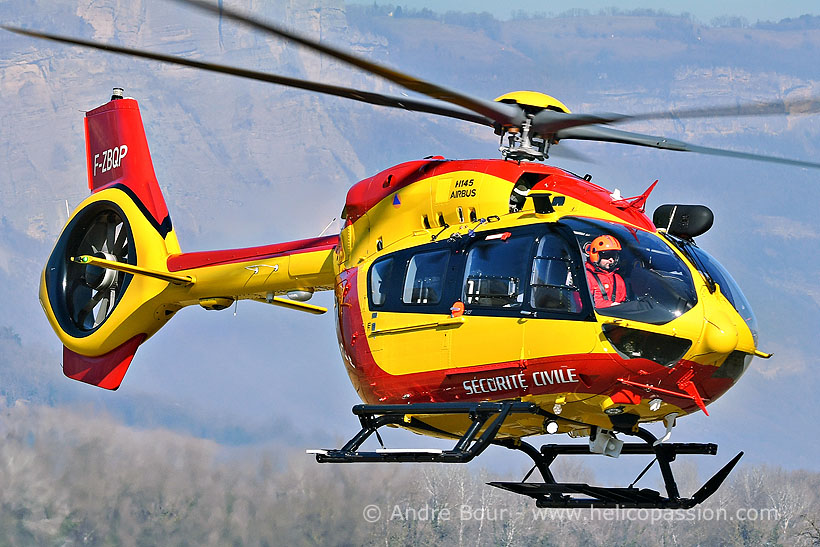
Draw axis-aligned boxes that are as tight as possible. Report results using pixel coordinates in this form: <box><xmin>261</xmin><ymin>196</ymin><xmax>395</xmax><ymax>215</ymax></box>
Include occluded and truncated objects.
<box><xmin>494</xmin><ymin>91</ymin><xmax>571</xmax><ymax>162</ymax></box>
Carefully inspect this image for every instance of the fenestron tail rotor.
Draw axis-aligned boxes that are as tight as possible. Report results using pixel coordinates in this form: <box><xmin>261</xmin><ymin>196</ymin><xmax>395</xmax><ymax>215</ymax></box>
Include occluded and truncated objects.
<box><xmin>50</xmin><ymin>202</ymin><xmax>136</xmax><ymax>335</ymax></box>
<box><xmin>70</xmin><ymin>209</ymin><xmax>132</xmax><ymax>330</ymax></box>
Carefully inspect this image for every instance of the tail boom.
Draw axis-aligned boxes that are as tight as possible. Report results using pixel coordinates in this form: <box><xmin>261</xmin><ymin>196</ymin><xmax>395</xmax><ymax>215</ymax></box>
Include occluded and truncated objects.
<box><xmin>165</xmin><ymin>235</ymin><xmax>338</xmax><ymax>305</ymax></box>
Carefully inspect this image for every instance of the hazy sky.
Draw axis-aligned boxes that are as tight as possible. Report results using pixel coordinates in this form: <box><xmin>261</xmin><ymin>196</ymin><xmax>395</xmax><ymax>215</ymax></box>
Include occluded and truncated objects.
<box><xmin>370</xmin><ymin>0</ymin><xmax>820</xmax><ymax>22</ymax></box>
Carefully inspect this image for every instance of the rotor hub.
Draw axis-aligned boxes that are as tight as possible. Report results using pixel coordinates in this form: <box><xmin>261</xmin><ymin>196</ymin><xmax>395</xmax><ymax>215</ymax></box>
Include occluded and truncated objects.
<box><xmin>494</xmin><ymin>91</ymin><xmax>571</xmax><ymax>162</ymax></box>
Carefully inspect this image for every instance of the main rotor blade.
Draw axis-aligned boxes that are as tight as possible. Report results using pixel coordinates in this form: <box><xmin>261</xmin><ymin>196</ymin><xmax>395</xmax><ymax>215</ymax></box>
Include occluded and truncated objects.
<box><xmin>555</xmin><ymin>124</ymin><xmax>820</xmax><ymax>169</ymax></box>
<box><xmin>532</xmin><ymin>97</ymin><xmax>820</xmax><ymax>136</ymax></box>
<box><xmin>531</xmin><ymin>110</ymin><xmax>626</xmax><ymax>135</ymax></box>
<box><xmin>2</xmin><ymin>26</ymin><xmax>493</xmax><ymax>127</ymax></box>
<box><xmin>628</xmin><ymin>97</ymin><xmax>820</xmax><ymax>123</ymax></box>
<box><xmin>175</xmin><ymin>0</ymin><xmax>524</xmax><ymax>127</ymax></box>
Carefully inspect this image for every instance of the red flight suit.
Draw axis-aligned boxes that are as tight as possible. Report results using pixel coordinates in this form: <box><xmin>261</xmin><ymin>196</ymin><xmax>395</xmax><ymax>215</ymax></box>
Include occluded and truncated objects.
<box><xmin>585</xmin><ymin>261</ymin><xmax>627</xmax><ymax>308</ymax></box>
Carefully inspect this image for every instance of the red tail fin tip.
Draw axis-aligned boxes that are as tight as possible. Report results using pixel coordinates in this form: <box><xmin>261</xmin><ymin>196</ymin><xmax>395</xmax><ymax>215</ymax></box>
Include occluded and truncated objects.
<box><xmin>84</xmin><ymin>94</ymin><xmax>169</xmax><ymax>228</ymax></box>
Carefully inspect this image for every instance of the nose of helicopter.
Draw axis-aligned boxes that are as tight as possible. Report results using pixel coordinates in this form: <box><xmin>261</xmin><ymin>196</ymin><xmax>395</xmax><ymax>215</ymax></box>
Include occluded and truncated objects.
<box><xmin>692</xmin><ymin>279</ymin><xmax>756</xmax><ymax>362</ymax></box>
<box><xmin>702</xmin><ymin>309</ymin><xmax>739</xmax><ymax>355</ymax></box>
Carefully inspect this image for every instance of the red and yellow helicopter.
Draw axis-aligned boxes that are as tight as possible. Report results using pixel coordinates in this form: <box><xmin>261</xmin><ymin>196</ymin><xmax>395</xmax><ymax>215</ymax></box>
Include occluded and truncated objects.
<box><xmin>8</xmin><ymin>1</ymin><xmax>820</xmax><ymax>509</ymax></box>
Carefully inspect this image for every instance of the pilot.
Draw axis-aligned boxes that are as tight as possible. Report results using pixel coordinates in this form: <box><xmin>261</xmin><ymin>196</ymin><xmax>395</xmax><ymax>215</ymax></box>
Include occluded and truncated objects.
<box><xmin>584</xmin><ymin>235</ymin><xmax>627</xmax><ymax>308</ymax></box>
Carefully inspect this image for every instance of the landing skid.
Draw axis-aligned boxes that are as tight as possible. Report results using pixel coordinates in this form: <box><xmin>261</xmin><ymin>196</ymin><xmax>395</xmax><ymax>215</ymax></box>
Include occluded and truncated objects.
<box><xmin>492</xmin><ymin>434</ymin><xmax>743</xmax><ymax>508</ymax></box>
<box><xmin>310</xmin><ymin>401</ymin><xmax>743</xmax><ymax>509</ymax></box>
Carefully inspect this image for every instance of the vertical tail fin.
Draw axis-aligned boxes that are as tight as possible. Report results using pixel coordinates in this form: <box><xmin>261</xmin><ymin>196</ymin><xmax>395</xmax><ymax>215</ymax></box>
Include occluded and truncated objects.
<box><xmin>84</xmin><ymin>91</ymin><xmax>172</xmax><ymax>234</ymax></box>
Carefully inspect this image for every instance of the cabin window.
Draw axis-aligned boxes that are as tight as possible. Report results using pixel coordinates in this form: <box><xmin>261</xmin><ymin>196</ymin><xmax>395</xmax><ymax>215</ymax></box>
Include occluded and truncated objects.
<box><xmin>463</xmin><ymin>235</ymin><xmax>533</xmax><ymax>308</ymax></box>
<box><xmin>402</xmin><ymin>250</ymin><xmax>449</xmax><ymax>304</ymax></box>
<box><xmin>369</xmin><ymin>257</ymin><xmax>394</xmax><ymax>306</ymax></box>
<box><xmin>530</xmin><ymin>234</ymin><xmax>584</xmax><ymax>313</ymax></box>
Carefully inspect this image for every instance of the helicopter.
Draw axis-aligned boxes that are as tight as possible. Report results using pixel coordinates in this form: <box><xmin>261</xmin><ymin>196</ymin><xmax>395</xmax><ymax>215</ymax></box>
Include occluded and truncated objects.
<box><xmin>7</xmin><ymin>0</ymin><xmax>820</xmax><ymax>509</ymax></box>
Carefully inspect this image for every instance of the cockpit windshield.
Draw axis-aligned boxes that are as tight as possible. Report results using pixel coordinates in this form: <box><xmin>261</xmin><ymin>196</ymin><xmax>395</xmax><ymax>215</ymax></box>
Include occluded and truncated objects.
<box><xmin>667</xmin><ymin>237</ymin><xmax>759</xmax><ymax>344</ymax></box>
<box><xmin>563</xmin><ymin>218</ymin><xmax>698</xmax><ymax>325</ymax></box>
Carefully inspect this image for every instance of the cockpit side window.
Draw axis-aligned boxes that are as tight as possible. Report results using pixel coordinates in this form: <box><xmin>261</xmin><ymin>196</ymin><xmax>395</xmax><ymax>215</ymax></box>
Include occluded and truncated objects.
<box><xmin>402</xmin><ymin>250</ymin><xmax>449</xmax><ymax>305</ymax></box>
<box><xmin>531</xmin><ymin>234</ymin><xmax>584</xmax><ymax>313</ymax></box>
<box><xmin>463</xmin><ymin>235</ymin><xmax>533</xmax><ymax>309</ymax></box>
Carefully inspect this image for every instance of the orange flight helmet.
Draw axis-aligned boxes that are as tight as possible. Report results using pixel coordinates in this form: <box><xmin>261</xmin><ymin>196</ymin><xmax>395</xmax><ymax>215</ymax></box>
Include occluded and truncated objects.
<box><xmin>585</xmin><ymin>235</ymin><xmax>622</xmax><ymax>262</ymax></box>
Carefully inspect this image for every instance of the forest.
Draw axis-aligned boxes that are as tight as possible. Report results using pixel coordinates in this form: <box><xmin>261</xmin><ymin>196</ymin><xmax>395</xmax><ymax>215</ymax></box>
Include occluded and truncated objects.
<box><xmin>1</xmin><ymin>404</ymin><xmax>818</xmax><ymax>545</ymax></box>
